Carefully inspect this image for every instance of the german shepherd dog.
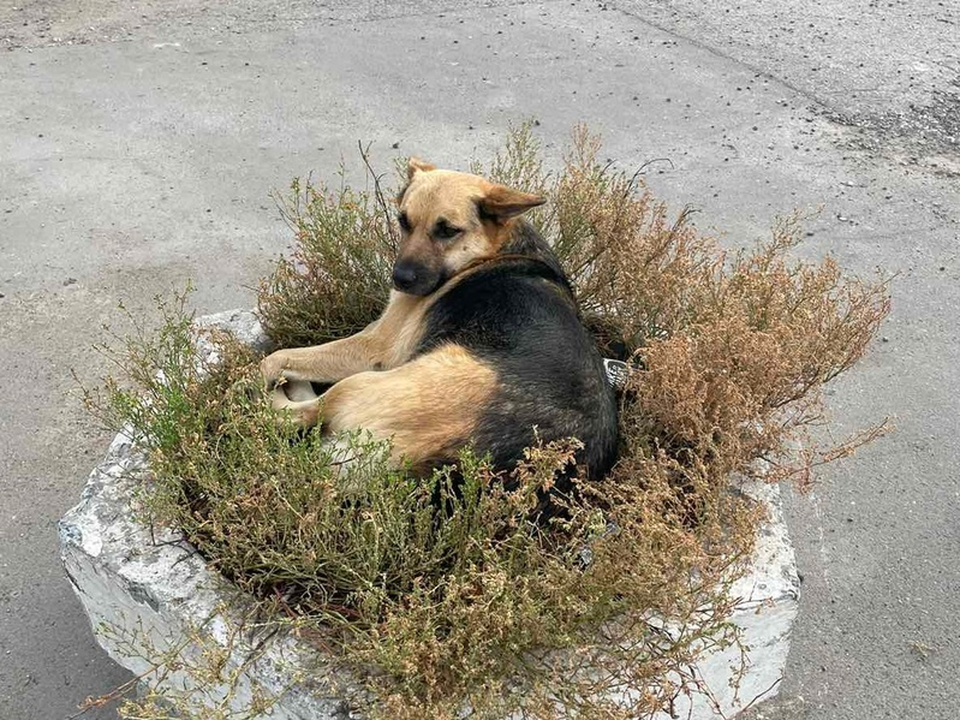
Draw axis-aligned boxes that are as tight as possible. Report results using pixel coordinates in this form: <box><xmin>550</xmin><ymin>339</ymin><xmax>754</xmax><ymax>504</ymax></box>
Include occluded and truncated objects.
<box><xmin>260</xmin><ymin>158</ymin><xmax>618</xmax><ymax>492</ymax></box>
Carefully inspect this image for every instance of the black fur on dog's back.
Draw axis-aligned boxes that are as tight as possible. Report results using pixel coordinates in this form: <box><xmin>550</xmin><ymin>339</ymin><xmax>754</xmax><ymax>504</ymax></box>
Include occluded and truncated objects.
<box><xmin>414</xmin><ymin>221</ymin><xmax>619</xmax><ymax>484</ymax></box>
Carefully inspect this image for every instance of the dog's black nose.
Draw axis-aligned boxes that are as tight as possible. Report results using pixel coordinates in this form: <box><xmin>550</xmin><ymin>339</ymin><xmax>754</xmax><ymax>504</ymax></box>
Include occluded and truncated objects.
<box><xmin>392</xmin><ymin>262</ymin><xmax>419</xmax><ymax>292</ymax></box>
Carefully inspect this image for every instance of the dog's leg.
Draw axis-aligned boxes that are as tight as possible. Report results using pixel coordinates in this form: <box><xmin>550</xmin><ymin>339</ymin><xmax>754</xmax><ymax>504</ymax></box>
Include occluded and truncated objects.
<box><xmin>261</xmin><ymin>332</ymin><xmax>384</xmax><ymax>389</ymax></box>
<box><xmin>260</xmin><ymin>292</ymin><xmax>427</xmax><ymax>391</ymax></box>
<box><xmin>274</xmin><ymin>344</ymin><xmax>499</xmax><ymax>468</ymax></box>
<box><xmin>268</xmin><ymin>386</ymin><xmax>324</xmax><ymax>426</ymax></box>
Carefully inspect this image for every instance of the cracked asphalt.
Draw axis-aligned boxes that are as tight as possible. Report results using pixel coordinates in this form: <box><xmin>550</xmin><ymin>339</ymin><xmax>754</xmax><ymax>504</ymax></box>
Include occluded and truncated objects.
<box><xmin>1</xmin><ymin>1</ymin><xmax>958</xmax><ymax>718</ymax></box>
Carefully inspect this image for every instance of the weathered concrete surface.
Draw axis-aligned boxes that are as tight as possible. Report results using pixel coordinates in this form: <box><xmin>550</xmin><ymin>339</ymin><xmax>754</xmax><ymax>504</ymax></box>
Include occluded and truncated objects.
<box><xmin>1</xmin><ymin>1</ymin><xmax>958</xmax><ymax>719</ymax></box>
<box><xmin>59</xmin><ymin>305</ymin><xmax>798</xmax><ymax>718</ymax></box>
<box><xmin>675</xmin><ymin>480</ymin><xmax>800</xmax><ymax>718</ymax></box>
<box><xmin>59</xmin><ymin>432</ymin><xmax>358</xmax><ymax>719</ymax></box>
<box><xmin>193</xmin><ymin>307</ymin><xmax>275</xmax><ymax>360</ymax></box>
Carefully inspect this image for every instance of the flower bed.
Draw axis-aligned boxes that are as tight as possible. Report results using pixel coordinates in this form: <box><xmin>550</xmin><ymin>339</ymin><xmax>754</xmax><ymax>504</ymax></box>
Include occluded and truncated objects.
<box><xmin>64</xmin><ymin>125</ymin><xmax>888</xmax><ymax>719</ymax></box>
<box><xmin>61</xmin><ymin>310</ymin><xmax>799</xmax><ymax>720</ymax></box>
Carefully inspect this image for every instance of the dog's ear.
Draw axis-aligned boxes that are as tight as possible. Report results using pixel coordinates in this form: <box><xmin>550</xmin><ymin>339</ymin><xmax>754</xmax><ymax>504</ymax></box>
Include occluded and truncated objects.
<box><xmin>478</xmin><ymin>184</ymin><xmax>546</xmax><ymax>222</ymax></box>
<box><xmin>407</xmin><ymin>157</ymin><xmax>437</xmax><ymax>180</ymax></box>
<box><xmin>397</xmin><ymin>157</ymin><xmax>435</xmax><ymax>205</ymax></box>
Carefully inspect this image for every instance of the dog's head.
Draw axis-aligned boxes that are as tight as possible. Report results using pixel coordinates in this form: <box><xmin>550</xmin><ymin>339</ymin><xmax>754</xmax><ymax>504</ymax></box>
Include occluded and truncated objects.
<box><xmin>391</xmin><ymin>158</ymin><xmax>545</xmax><ymax>296</ymax></box>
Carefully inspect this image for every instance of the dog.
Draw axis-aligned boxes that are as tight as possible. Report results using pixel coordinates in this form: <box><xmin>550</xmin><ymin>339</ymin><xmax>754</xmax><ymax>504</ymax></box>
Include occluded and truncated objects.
<box><xmin>260</xmin><ymin>158</ymin><xmax>618</xmax><ymax>489</ymax></box>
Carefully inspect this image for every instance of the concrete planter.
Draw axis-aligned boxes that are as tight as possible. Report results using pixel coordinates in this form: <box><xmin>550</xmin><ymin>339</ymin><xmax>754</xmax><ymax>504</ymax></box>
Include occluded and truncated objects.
<box><xmin>59</xmin><ymin>309</ymin><xmax>800</xmax><ymax>719</ymax></box>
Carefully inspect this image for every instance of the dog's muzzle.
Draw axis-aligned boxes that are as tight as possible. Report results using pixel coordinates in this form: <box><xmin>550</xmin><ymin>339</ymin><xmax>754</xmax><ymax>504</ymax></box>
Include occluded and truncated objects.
<box><xmin>392</xmin><ymin>260</ymin><xmax>441</xmax><ymax>296</ymax></box>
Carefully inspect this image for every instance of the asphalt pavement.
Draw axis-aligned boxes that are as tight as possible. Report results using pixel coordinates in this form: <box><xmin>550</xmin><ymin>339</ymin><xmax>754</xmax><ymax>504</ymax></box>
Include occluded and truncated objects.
<box><xmin>1</xmin><ymin>1</ymin><xmax>957</xmax><ymax>718</ymax></box>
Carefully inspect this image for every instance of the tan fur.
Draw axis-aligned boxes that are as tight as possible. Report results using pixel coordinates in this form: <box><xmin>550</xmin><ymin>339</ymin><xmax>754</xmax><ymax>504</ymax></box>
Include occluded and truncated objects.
<box><xmin>321</xmin><ymin>344</ymin><xmax>498</xmax><ymax>466</ymax></box>
<box><xmin>267</xmin><ymin>344</ymin><xmax>498</xmax><ymax>467</ymax></box>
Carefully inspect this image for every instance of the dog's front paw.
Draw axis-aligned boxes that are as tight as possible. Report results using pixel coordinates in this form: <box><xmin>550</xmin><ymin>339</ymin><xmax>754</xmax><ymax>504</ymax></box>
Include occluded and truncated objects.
<box><xmin>260</xmin><ymin>350</ymin><xmax>295</xmax><ymax>390</ymax></box>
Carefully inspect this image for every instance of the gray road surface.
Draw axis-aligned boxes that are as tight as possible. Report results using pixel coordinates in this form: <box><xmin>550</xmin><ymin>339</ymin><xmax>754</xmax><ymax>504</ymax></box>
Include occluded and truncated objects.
<box><xmin>1</xmin><ymin>1</ymin><xmax>958</xmax><ymax>718</ymax></box>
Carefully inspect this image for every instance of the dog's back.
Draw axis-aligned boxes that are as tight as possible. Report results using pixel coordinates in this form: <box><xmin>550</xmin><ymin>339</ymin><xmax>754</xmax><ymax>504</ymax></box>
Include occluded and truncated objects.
<box><xmin>415</xmin><ymin>222</ymin><xmax>619</xmax><ymax>482</ymax></box>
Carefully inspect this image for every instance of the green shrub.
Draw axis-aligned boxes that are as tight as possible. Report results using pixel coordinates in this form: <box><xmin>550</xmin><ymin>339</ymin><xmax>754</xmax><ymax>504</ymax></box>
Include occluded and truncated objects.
<box><xmin>258</xmin><ymin>169</ymin><xmax>396</xmax><ymax>349</ymax></box>
<box><xmin>83</xmin><ymin>123</ymin><xmax>890</xmax><ymax>720</ymax></box>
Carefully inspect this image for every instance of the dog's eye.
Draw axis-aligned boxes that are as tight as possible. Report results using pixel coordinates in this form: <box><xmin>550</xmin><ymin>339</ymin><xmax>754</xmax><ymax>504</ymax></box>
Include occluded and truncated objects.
<box><xmin>397</xmin><ymin>212</ymin><xmax>412</xmax><ymax>233</ymax></box>
<box><xmin>433</xmin><ymin>220</ymin><xmax>461</xmax><ymax>241</ymax></box>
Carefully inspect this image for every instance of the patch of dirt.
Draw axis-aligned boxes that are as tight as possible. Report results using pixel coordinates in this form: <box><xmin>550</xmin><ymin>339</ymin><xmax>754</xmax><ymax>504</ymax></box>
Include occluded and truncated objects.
<box><xmin>822</xmin><ymin>79</ymin><xmax>960</xmax><ymax>177</ymax></box>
